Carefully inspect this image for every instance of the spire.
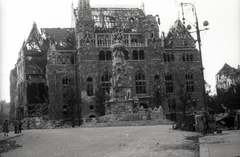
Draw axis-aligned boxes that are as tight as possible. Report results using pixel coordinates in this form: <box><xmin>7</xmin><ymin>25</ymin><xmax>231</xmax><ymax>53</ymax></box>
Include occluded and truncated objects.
<box><xmin>78</xmin><ymin>0</ymin><xmax>90</xmax><ymax>10</ymax></box>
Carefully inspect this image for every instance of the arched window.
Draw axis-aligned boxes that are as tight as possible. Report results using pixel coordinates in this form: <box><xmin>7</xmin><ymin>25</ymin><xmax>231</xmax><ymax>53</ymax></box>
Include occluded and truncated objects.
<box><xmin>163</xmin><ymin>53</ymin><xmax>167</xmax><ymax>62</ymax></box>
<box><xmin>99</xmin><ymin>50</ymin><xmax>112</xmax><ymax>61</ymax></box>
<box><xmin>139</xmin><ymin>50</ymin><xmax>144</xmax><ymax>60</ymax></box>
<box><xmin>106</xmin><ymin>51</ymin><xmax>112</xmax><ymax>60</ymax></box>
<box><xmin>165</xmin><ymin>73</ymin><xmax>173</xmax><ymax>93</ymax></box>
<box><xmin>171</xmin><ymin>99</ymin><xmax>176</xmax><ymax>109</ymax></box>
<box><xmin>63</xmin><ymin>105</ymin><xmax>68</xmax><ymax>117</ymax></box>
<box><xmin>190</xmin><ymin>54</ymin><xmax>193</xmax><ymax>61</ymax></box>
<box><xmin>186</xmin><ymin>73</ymin><xmax>194</xmax><ymax>92</ymax></box>
<box><xmin>62</xmin><ymin>77</ymin><xmax>71</xmax><ymax>98</ymax></box>
<box><xmin>186</xmin><ymin>54</ymin><xmax>190</xmax><ymax>61</ymax></box>
<box><xmin>132</xmin><ymin>50</ymin><xmax>145</xmax><ymax>60</ymax></box>
<box><xmin>182</xmin><ymin>54</ymin><xmax>186</xmax><ymax>61</ymax></box>
<box><xmin>132</xmin><ymin>50</ymin><xmax>138</xmax><ymax>60</ymax></box>
<box><xmin>171</xmin><ymin>54</ymin><xmax>175</xmax><ymax>61</ymax></box>
<box><xmin>101</xmin><ymin>71</ymin><xmax>111</xmax><ymax>93</ymax></box>
<box><xmin>135</xmin><ymin>70</ymin><xmax>146</xmax><ymax>94</ymax></box>
<box><xmin>123</xmin><ymin>50</ymin><xmax>129</xmax><ymax>60</ymax></box>
<box><xmin>99</xmin><ymin>51</ymin><xmax>105</xmax><ymax>60</ymax></box>
<box><xmin>87</xmin><ymin>77</ymin><xmax>93</xmax><ymax>96</ymax></box>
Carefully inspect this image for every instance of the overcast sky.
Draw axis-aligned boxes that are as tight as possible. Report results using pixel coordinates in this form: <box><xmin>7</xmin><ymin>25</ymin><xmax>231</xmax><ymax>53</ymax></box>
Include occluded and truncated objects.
<box><xmin>0</xmin><ymin>0</ymin><xmax>240</xmax><ymax>102</ymax></box>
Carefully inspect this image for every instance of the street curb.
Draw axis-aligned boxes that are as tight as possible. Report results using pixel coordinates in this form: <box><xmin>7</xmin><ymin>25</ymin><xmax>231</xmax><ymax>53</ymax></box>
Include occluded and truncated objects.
<box><xmin>199</xmin><ymin>138</ymin><xmax>210</xmax><ymax>157</ymax></box>
<box><xmin>1</xmin><ymin>134</ymin><xmax>24</xmax><ymax>141</ymax></box>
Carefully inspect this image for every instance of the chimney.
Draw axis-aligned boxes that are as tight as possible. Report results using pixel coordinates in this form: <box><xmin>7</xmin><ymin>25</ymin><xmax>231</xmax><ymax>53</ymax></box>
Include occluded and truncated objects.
<box><xmin>238</xmin><ymin>65</ymin><xmax>240</xmax><ymax>71</ymax></box>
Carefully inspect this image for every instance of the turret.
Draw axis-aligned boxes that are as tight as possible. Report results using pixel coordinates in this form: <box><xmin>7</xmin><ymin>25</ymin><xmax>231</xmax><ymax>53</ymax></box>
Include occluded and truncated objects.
<box><xmin>76</xmin><ymin>0</ymin><xmax>94</xmax><ymax>48</ymax></box>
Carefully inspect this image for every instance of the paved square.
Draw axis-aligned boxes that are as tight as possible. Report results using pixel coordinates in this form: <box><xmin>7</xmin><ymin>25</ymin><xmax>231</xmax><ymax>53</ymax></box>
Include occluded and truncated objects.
<box><xmin>1</xmin><ymin>125</ymin><xmax>198</xmax><ymax>157</ymax></box>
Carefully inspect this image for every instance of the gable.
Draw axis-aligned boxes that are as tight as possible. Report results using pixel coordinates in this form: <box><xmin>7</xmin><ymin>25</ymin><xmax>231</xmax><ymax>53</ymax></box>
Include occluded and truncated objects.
<box><xmin>164</xmin><ymin>19</ymin><xmax>196</xmax><ymax>48</ymax></box>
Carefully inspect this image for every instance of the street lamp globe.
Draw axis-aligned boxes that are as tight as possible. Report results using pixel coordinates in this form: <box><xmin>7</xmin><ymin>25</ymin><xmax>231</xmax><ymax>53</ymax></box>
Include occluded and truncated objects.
<box><xmin>203</xmin><ymin>21</ymin><xmax>209</xmax><ymax>27</ymax></box>
<box><xmin>187</xmin><ymin>25</ymin><xmax>192</xmax><ymax>30</ymax></box>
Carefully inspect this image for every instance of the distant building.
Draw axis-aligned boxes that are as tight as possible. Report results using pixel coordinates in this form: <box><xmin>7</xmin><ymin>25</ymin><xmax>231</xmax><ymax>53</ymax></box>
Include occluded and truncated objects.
<box><xmin>10</xmin><ymin>0</ymin><xmax>205</xmax><ymax>123</ymax></box>
<box><xmin>216</xmin><ymin>63</ymin><xmax>240</xmax><ymax>90</ymax></box>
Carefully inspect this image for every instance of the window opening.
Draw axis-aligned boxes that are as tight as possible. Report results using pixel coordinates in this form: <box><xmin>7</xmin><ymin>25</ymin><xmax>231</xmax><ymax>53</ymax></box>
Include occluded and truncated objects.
<box><xmin>165</xmin><ymin>73</ymin><xmax>173</xmax><ymax>93</ymax></box>
<box><xmin>101</xmin><ymin>71</ymin><xmax>111</xmax><ymax>93</ymax></box>
<box><xmin>135</xmin><ymin>70</ymin><xmax>146</xmax><ymax>94</ymax></box>
<box><xmin>186</xmin><ymin>73</ymin><xmax>194</xmax><ymax>92</ymax></box>
<box><xmin>87</xmin><ymin>77</ymin><xmax>93</xmax><ymax>96</ymax></box>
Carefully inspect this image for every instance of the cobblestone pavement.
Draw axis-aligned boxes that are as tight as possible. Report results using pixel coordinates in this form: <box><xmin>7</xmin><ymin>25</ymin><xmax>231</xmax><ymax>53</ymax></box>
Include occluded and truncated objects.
<box><xmin>1</xmin><ymin>125</ymin><xmax>199</xmax><ymax>157</ymax></box>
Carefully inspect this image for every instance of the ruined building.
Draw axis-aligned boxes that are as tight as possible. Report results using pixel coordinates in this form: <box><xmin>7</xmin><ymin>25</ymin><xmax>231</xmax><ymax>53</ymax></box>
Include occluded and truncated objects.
<box><xmin>10</xmin><ymin>0</ymin><xmax>205</xmax><ymax>123</ymax></box>
<box><xmin>216</xmin><ymin>63</ymin><xmax>240</xmax><ymax>90</ymax></box>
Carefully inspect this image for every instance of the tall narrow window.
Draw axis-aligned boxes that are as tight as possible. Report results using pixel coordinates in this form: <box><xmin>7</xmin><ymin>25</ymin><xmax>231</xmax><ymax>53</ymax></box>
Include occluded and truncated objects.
<box><xmin>106</xmin><ymin>51</ymin><xmax>112</xmax><ymax>60</ymax></box>
<box><xmin>132</xmin><ymin>50</ymin><xmax>138</xmax><ymax>60</ymax></box>
<box><xmin>165</xmin><ymin>73</ymin><xmax>173</xmax><ymax>93</ymax></box>
<box><xmin>99</xmin><ymin>51</ymin><xmax>105</xmax><ymax>60</ymax></box>
<box><xmin>182</xmin><ymin>54</ymin><xmax>186</xmax><ymax>61</ymax></box>
<box><xmin>101</xmin><ymin>71</ymin><xmax>111</xmax><ymax>93</ymax></box>
<box><xmin>171</xmin><ymin>99</ymin><xmax>176</xmax><ymax>109</ymax></box>
<box><xmin>123</xmin><ymin>50</ymin><xmax>129</xmax><ymax>60</ymax></box>
<box><xmin>139</xmin><ymin>50</ymin><xmax>144</xmax><ymax>60</ymax></box>
<box><xmin>135</xmin><ymin>70</ymin><xmax>146</xmax><ymax>94</ymax></box>
<box><xmin>87</xmin><ymin>77</ymin><xmax>93</xmax><ymax>96</ymax></box>
<box><xmin>186</xmin><ymin>73</ymin><xmax>194</xmax><ymax>92</ymax></box>
<box><xmin>99</xmin><ymin>50</ymin><xmax>112</xmax><ymax>61</ymax></box>
<box><xmin>132</xmin><ymin>50</ymin><xmax>145</xmax><ymax>60</ymax></box>
<box><xmin>62</xmin><ymin>77</ymin><xmax>71</xmax><ymax>98</ymax></box>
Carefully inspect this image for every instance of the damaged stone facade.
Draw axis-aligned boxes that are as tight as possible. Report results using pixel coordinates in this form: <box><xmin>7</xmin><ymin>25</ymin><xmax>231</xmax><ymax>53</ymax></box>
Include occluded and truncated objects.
<box><xmin>216</xmin><ymin>63</ymin><xmax>240</xmax><ymax>90</ymax></box>
<box><xmin>10</xmin><ymin>0</ymin><xmax>205</xmax><ymax>123</ymax></box>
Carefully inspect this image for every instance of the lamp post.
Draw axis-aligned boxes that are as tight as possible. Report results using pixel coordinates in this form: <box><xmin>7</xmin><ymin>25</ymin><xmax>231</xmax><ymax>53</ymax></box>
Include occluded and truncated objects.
<box><xmin>180</xmin><ymin>2</ymin><xmax>209</xmax><ymax>112</ymax></box>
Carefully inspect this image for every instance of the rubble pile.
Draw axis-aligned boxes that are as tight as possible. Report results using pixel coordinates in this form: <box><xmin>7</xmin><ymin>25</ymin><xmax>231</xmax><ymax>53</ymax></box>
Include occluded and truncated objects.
<box><xmin>82</xmin><ymin>117</ymin><xmax>172</xmax><ymax>127</ymax></box>
<box><xmin>0</xmin><ymin>140</ymin><xmax>22</xmax><ymax>153</ymax></box>
<box><xmin>21</xmin><ymin>117</ymin><xmax>72</xmax><ymax>129</ymax></box>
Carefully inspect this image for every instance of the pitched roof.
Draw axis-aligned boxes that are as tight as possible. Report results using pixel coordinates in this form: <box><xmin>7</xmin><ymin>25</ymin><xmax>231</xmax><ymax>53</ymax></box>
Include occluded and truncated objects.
<box><xmin>164</xmin><ymin>19</ymin><xmax>195</xmax><ymax>48</ymax></box>
<box><xmin>217</xmin><ymin>63</ymin><xmax>236</xmax><ymax>74</ymax></box>
<box><xmin>41</xmin><ymin>28</ymin><xmax>75</xmax><ymax>50</ymax></box>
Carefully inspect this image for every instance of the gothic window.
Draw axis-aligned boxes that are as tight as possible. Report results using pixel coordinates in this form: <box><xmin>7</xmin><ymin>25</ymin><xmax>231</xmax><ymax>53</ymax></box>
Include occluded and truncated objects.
<box><xmin>171</xmin><ymin>54</ymin><xmax>175</xmax><ymax>61</ymax></box>
<box><xmin>106</xmin><ymin>51</ymin><xmax>112</xmax><ymax>60</ymax></box>
<box><xmin>99</xmin><ymin>51</ymin><xmax>105</xmax><ymax>60</ymax></box>
<box><xmin>71</xmin><ymin>56</ymin><xmax>75</xmax><ymax>64</ymax></box>
<box><xmin>99</xmin><ymin>51</ymin><xmax>112</xmax><ymax>61</ymax></box>
<box><xmin>165</xmin><ymin>73</ymin><xmax>173</xmax><ymax>93</ymax></box>
<box><xmin>135</xmin><ymin>70</ymin><xmax>146</xmax><ymax>94</ymax></box>
<box><xmin>163</xmin><ymin>53</ymin><xmax>167</xmax><ymax>62</ymax></box>
<box><xmin>186</xmin><ymin>54</ymin><xmax>190</xmax><ymax>61</ymax></box>
<box><xmin>123</xmin><ymin>50</ymin><xmax>129</xmax><ymax>60</ymax></box>
<box><xmin>132</xmin><ymin>50</ymin><xmax>138</xmax><ymax>60</ymax></box>
<box><xmin>182</xmin><ymin>54</ymin><xmax>186</xmax><ymax>61</ymax></box>
<box><xmin>139</xmin><ymin>50</ymin><xmax>144</xmax><ymax>60</ymax></box>
<box><xmin>63</xmin><ymin>105</ymin><xmax>68</xmax><ymax>117</ymax></box>
<box><xmin>183</xmin><ymin>53</ymin><xmax>193</xmax><ymax>61</ymax></box>
<box><xmin>164</xmin><ymin>53</ymin><xmax>174</xmax><ymax>62</ymax></box>
<box><xmin>87</xmin><ymin>77</ymin><xmax>93</xmax><ymax>96</ymax></box>
<box><xmin>190</xmin><ymin>54</ymin><xmax>193</xmax><ymax>61</ymax></box>
<box><xmin>101</xmin><ymin>71</ymin><xmax>111</xmax><ymax>93</ymax></box>
<box><xmin>171</xmin><ymin>99</ymin><xmax>176</xmax><ymax>109</ymax></box>
<box><xmin>62</xmin><ymin>77</ymin><xmax>71</xmax><ymax>98</ymax></box>
<box><xmin>132</xmin><ymin>50</ymin><xmax>145</xmax><ymax>60</ymax></box>
<box><xmin>186</xmin><ymin>73</ymin><xmax>194</xmax><ymax>92</ymax></box>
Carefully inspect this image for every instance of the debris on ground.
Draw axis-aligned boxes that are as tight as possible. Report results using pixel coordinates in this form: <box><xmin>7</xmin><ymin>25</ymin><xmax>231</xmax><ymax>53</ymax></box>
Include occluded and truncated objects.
<box><xmin>0</xmin><ymin>140</ymin><xmax>22</xmax><ymax>153</ymax></box>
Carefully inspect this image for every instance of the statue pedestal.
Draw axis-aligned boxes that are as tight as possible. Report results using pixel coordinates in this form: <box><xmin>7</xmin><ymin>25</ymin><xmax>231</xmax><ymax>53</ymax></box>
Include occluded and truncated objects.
<box><xmin>105</xmin><ymin>98</ymin><xmax>139</xmax><ymax>115</ymax></box>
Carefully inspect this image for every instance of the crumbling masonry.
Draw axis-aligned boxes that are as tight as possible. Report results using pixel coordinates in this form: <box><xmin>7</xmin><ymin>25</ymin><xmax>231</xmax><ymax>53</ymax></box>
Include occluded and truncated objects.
<box><xmin>10</xmin><ymin>0</ymin><xmax>205</xmax><ymax>123</ymax></box>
